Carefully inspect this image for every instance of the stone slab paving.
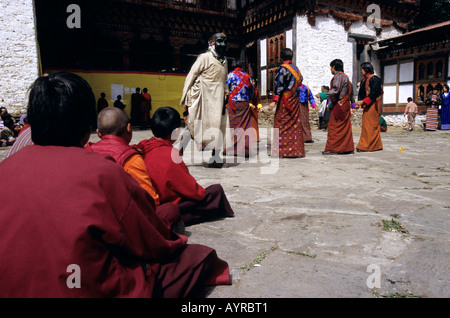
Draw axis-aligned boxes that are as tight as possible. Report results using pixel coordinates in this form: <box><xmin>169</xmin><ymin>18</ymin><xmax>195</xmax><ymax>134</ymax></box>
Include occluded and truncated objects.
<box><xmin>1</xmin><ymin>126</ymin><xmax>449</xmax><ymax>298</ymax></box>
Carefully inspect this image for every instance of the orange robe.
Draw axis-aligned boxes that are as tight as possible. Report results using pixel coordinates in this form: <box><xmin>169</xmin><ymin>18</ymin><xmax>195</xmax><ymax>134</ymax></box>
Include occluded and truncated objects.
<box><xmin>123</xmin><ymin>154</ymin><xmax>160</xmax><ymax>206</ymax></box>
<box><xmin>357</xmin><ymin>74</ymin><xmax>383</xmax><ymax>152</ymax></box>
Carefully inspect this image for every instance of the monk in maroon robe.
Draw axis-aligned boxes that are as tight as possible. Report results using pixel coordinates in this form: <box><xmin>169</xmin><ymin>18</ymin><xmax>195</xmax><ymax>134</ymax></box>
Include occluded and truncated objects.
<box><xmin>0</xmin><ymin>72</ymin><xmax>230</xmax><ymax>298</ymax></box>
<box><xmin>138</xmin><ymin>107</ymin><xmax>235</xmax><ymax>226</ymax></box>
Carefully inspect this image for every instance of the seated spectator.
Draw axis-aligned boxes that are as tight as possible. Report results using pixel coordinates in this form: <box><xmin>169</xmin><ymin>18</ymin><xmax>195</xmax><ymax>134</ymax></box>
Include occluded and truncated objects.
<box><xmin>0</xmin><ymin>72</ymin><xmax>231</xmax><ymax>297</ymax></box>
<box><xmin>13</xmin><ymin>122</ymin><xmax>22</xmax><ymax>136</ymax></box>
<box><xmin>138</xmin><ymin>107</ymin><xmax>235</xmax><ymax>226</ymax></box>
<box><xmin>379</xmin><ymin>115</ymin><xmax>387</xmax><ymax>132</ymax></box>
<box><xmin>18</xmin><ymin>114</ymin><xmax>30</xmax><ymax>135</ymax></box>
<box><xmin>0</xmin><ymin>114</ymin><xmax>16</xmax><ymax>147</ymax></box>
<box><xmin>5</xmin><ymin>114</ymin><xmax>33</xmax><ymax>158</ymax></box>
<box><xmin>85</xmin><ymin>107</ymin><xmax>182</xmax><ymax>230</ymax></box>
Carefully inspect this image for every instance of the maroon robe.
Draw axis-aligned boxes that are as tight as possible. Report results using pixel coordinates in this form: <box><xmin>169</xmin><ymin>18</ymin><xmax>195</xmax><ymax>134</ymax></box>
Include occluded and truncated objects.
<box><xmin>84</xmin><ymin>135</ymin><xmax>181</xmax><ymax>228</ymax></box>
<box><xmin>324</xmin><ymin>72</ymin><xmax>355</xmax><ymax>154</ymax></box>
<box><xmin>0</xmin><ymin>145</ymin><xmax>230</xmax><ymax>297</ymax></box>
<box><xmin>138</xmin><ymin>137</ymin><xmax>234</xmax><ymax>225</ymax></box>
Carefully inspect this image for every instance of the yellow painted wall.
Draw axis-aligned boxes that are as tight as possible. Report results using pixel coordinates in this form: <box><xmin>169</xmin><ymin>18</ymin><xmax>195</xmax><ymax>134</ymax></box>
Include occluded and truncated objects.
<box><xmin>45</xmin><ymin>69</ymin><xmax>187</xmax><ymax>118</ymax></box>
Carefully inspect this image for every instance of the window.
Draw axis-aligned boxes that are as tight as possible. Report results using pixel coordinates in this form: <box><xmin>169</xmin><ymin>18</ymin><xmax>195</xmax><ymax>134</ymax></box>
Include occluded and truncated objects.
<box><xmin>417</xmin><ymin>57</ymin><xmax>445</xmax><ymax>81</ymax></box>
<box><xmin>260</xmin><ymin>38</ymin><xmax>267</xmax><ymax>67</ymax></box>
<box><xmin>399</xmin><ymin>62</ymin><xmax>413</xmax><ymax>82</ymax></box>
<box><xmin>418</xmin><ymin>63</ymin><xmax>425</xmax><ymax>80</ymax></box>
<box><xmin>268</xmin><ymin>34</ymin><xmax>285</xmax><ymax>65</ymax></box>
<box><xmin>417</xmin><ymin>85</ymin><xmax>425</xmax><ymax>102</ymax></box>
<box><xmin>399</xmin><ymin>84</ymin><xmax>413</xmax><ymax>105</ymax></box>
<box><xmin>383</xmin><ymin>86</ymin><xmax>397</xmax><ymax>104</ymax></box>
<box><xmin>436</xmin><ymin>60</ymin><xmax>443</xmax><ymax>78</ymax></box>
<box><xmin>415</xmin><ymin>56</ymin><xmax>446</xmax><ymax>104</ymax></box>
<box><xmin>427</xmin><ymin>62</ymin><xmax>434</xmax><ymax>79</ymax></box>
<box><xmin>227</xmin><ymin>0</ymin><xmax>236</xmax><ymax>10</ymax></box>
<box><xmin>260</xmin><ymin>69</ymin><xmax>267</xmax><ymax>96</ymax></box>
<box><xmin>286</xmin><ymin>29</ymin><xmax>292</xmax><ymax>49</ymax></box>
<box><xmin>383</xmin><ymin>60</ymin><xmax>414</xmax><ymax>107</ymax></box>
<box><xmin>383</xmin><ymin>64</ymin><xmax>397</xmax><ymax>84</ymax></box>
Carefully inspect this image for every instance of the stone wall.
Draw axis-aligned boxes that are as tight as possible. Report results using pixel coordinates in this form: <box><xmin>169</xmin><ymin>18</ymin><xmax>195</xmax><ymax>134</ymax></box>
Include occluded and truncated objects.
<box><xmin>257</xmin><ymin>105</ymin><xmax>363</xmax><ymax>129</ymax></box>
<box><xmin>0</xmin><ymin>0</ymin><xmax>40</xmax><ymax>116</ymax></box>
<box><xmin>258</xmin><ymin>105</ymin><xmax>426</xmax><ymax>130</ymax></box>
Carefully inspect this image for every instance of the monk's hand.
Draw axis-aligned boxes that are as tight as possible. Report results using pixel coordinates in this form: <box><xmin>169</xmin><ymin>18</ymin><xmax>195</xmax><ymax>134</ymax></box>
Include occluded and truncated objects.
<box><xmin>268</xmin><ymin>102</ymin><xmax>276</xmax><ymax>112</ymax></box>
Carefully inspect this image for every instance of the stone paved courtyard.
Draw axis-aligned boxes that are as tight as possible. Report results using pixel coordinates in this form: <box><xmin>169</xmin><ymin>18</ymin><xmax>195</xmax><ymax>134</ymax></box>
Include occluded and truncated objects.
<box><xmin>1</xmin><ymin>125</ymin><xmax>449</xmax><ymax>298</ymax></box>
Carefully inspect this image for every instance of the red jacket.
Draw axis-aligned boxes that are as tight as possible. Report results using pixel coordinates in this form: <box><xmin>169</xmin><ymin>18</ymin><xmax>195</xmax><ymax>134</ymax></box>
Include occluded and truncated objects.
<box><xmin>137</xmin><ymin>137</ymin><xmax>206</xmax><ymax>205</ymax></box>
<box><xmin>85</xmin><ymin>135</ymin><xmax>137</xmax><ymax>166</ymax></box>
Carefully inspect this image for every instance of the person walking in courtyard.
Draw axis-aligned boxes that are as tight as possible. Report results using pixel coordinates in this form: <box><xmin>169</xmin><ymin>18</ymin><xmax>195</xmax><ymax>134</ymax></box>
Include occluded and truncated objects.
<box><xmin>404</xmin><ymin>97</ymin><xmax>418</xmax><ymax>131</ymax></box>
<box><xmin>224</xmin><ymin>59</ymin><xmax>255</xmax><ymax>157</ymax></box>
<box><xmin>355</xmin><ymin>62</ymin><xmax>383</xmax><ymax>152</ymax></box>
<box><xmin>268</xmin><ymin>48</ymin><xmax>305</xmax><ymax>158</ymax></box>
<box><xmin>322</xmin><ymin>59</ymin><xmax>354</xmax><ymax>155</ymax></box>
<box><xmin>179</xmin><ymin>33</ymin><xmax>231</xmax><ymax>168</ymax></box>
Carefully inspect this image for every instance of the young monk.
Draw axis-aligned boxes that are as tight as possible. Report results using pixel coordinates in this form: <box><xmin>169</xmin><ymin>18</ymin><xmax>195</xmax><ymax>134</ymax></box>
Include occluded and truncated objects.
<box><xmin>85</xmin><ymin>107</ymin><xmax>181</xmax><ymax>229</ymax></box>
<box><xmin>0</xmin><ymin>72</ymin><xmax>231</xmax><ymax>297</ymax></box>
<box><xmin>138</xmin><ymin>106</ymin><xmax>235</xmax><ymax>226</ymax></box>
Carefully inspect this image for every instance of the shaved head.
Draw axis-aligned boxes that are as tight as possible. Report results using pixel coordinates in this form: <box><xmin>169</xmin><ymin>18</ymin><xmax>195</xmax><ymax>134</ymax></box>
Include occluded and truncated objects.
<box><xmin>97</xmin><ymin>107</ymin><xmax>129</xmax><ymax>136</ymax></box>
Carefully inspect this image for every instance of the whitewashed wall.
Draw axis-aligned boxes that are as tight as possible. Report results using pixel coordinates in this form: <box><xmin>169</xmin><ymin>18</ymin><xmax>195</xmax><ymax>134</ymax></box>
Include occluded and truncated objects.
<box><xmin>0</xmin><ymin>0</ymin><xmax>40</xmax><ymax>116</ymax></box>
<box><xmin>294</xmin><ymin>15</ymin><xmax>402</xmax><ymax>98</ymax></box>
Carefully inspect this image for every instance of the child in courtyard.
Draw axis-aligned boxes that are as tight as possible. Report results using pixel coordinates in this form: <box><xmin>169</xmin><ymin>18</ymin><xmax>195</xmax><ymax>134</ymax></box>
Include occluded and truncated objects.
<box><xmin>138</xmin><ymin>107</ymin><xmax>235</xmax><ymax>226</ymax></box>
<box><xmin>403</xmin><ymin>97</ymin><xmax>418</xmax><ymax>131</ymax></box>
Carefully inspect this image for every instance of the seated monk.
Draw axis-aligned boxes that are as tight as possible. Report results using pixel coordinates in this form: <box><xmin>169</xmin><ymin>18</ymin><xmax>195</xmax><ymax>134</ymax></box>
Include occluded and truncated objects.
<box><xmin>0</xmin><ymin>72</ymin><xmax>231</xmax><ymax>297</ymax></box>
<box><xmin>138</xmin><ymin>107</ymin><xmax>235</xmax><ymax>226</ymax></box>
<box><xmin>85</xmin><ymin>107</ymin><xmax>181</xmax><ymax>230</ymax></box>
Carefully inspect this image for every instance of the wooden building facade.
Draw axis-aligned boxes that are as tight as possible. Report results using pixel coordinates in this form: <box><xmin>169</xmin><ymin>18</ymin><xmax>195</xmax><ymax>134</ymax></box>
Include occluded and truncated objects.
<box><xmin>374</xmin><ymin>21</ymin><xmax>450</xmax><ymax>114</ymax></box>
<box><xmin>35</xmin><ymin>0</ymin><xmax>423</xmax><ymax>106</ymax></box>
